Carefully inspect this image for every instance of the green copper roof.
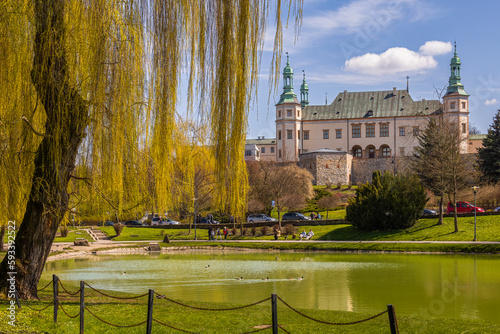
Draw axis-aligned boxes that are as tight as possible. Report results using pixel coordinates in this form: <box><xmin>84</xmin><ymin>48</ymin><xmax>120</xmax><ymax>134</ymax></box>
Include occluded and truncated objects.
<box><xmin>277</xmin><ymin>53</ymin><xmax>299</xmax><ymax>105</ymax></box>
<box><xmin>469</xmin><ymin>134</ymin><xmax>486</xmax><ymax>141</ymax></box>
<box><xmin>246</xmin><ymin>138</ymin><xmax>276</xmax><ymax>145</ymax></box>
<box><xmin>301</xmin><ymin>90</ymin><xmax>442</xmax><ymax>120</ymax></box>
<box><xmin>446</xmin><ymin>45</ymin><xmax>469</xmax><ymax>97</ymax></box>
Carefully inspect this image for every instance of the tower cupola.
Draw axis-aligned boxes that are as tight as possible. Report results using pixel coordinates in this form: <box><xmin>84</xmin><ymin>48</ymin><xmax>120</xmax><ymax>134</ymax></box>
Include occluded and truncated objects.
<box><xmin>276</xmin><ymin>52</ymin><xmax>299</xmax><ymax>105</ymax></box>
<box><xmin>300</xmin><ymin>70</ymin><xmax>309</xmax><ymax>107</ymax></box>
<box><xmin>445</xmin><ymin>42</ymin><xmax>468</xmax><ymax>97</ymax></box>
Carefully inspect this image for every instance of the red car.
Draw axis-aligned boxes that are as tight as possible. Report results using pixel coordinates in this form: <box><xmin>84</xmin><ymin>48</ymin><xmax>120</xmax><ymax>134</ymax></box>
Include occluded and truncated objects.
<box><xmin>447</xmin><ymin>201</ymin><xmax>485</xmax><ymax>214</ymax></box>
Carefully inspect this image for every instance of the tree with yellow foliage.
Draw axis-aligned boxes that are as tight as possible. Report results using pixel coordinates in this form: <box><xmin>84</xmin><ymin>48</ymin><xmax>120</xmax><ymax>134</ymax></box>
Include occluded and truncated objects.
<box><xmin>0</xmin><ymin>0</ymin><xmax>302</xmax><ymax>298</ymax></box>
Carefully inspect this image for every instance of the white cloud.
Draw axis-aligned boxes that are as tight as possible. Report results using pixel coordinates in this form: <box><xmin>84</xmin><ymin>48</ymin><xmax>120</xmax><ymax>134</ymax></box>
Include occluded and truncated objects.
<box><xmin>485</xmin><ymin>99</ymin><xmax>498</xmax><ymax>106</ymax></box>
<box><xmin>344</xmin><ymin>47</ymin><xmax>437</xmax><ymax>76</ymax></box>
<box><xmin>344</xmin><ymin>41</ymin><xmax>451</xmax><ymax>76</ymax></box>
<box><xmin>419</xmin><ymin>41</ymin><xmax>453</xmax><ymax>56</ymax></box>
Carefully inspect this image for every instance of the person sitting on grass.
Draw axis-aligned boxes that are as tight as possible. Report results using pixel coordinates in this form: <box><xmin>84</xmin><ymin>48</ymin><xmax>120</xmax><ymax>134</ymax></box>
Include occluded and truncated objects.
<box><xmin>306</xmin><ymin>229</ymin><xmax>314</xmax><ymax>240</ymax></box>
<box><xmin>299</xmin><ymin>230</ymin><xmax>307</xmax><ymax>241</ymax></box>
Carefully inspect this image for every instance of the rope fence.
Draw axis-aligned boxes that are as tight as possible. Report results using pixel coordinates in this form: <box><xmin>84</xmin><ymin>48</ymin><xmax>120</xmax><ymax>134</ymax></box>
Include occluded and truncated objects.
<box><xmin>277</xmin><ymin>295</ymin><xmax>388</xmax><ymax>326</ymax></box>
<box><xmin>11</xmin><ymin>275</ymin><xmax>399</xmax><ymax>334</ymax></box>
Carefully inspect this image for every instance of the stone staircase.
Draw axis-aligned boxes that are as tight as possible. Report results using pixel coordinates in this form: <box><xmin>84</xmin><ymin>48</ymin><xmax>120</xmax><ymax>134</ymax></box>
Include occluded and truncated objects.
<box><xmin>88</xmin><ymin>229</ymin><xmax>109</xmax><ymax>241</ymax></box>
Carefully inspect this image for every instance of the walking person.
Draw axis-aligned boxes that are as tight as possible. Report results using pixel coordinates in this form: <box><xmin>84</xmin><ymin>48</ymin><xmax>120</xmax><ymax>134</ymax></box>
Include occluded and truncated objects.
<box><xmin>208</xmin><ymin>226</ymin><xmax>213</xmax><ymax>240</ymax></box>
<box><xmin>223</xmin><ymin>227</ymin><xmax>228</xmax><ymax>240</ymax></box>
<box><xmin>216</xmin><ymin>227</ymin><xmax>221</xmax><ymax>240</ymax></box>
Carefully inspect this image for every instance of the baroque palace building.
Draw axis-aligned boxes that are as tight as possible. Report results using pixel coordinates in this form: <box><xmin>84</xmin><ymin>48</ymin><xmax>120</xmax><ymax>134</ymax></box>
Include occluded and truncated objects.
<box><xmin>246</xmin><ymin>47</ymin><xmax>479</xmax><ymax>185</ymax></box>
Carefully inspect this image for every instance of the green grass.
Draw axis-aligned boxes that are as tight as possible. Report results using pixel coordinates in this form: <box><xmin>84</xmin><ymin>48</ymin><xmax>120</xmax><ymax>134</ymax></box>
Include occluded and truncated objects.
<box><xmin>1</xmin><ymin>279</ymin><xmax>498</xmax><ymax>333</ymax></box>
<box><xmin>53</xmin><ymin>229</ymin><xmax>94</xmax><ymax>243</ymax></box>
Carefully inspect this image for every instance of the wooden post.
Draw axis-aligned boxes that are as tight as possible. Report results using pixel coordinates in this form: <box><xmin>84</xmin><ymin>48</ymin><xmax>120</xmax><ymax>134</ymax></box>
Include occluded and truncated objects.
<box><xmin>146</xmin><ymin>289</ymin><xmax>154</xmax><ymax>334</ymax></box>
<box><xmin>271</xmin><ymin>293</ymin><xmax>278</xmax><ymax>334</ymax></box>
<box><xmin>80</xmin><ymin>281</ymin><xmax>84</xmax><ymax>334</ymax></box>
<box><xmin>53</xmin><ymin>275</ymin><xmax>58</xmax><ymax>323</ymax></box>
<box><xmin>387</xmin><ymin>304</ymin><xmax>398</xmax><ymax>334</ymax></box>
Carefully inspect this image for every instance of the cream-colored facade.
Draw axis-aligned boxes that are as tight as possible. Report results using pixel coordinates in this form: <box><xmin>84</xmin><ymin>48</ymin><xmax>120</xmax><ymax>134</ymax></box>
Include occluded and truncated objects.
<box><xmin>275</xmin><ymin>49</ymin><xmax>470</xmax><ymax>163</ymax></box>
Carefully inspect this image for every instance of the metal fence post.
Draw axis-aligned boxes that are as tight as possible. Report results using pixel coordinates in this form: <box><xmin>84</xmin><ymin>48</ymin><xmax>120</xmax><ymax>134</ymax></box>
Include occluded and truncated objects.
<box><xmin>271</xmin><ymin>293</ymin><xmax>278</xmax><ymax>334</ymax></box>
<box><xmin>53</xmin><ymin>275</ymin><xmax>58</xmax><ymax>323</ymax></box>
<box><xmin>146</xmin><ymin>289</ymin><xmax>154</xmax><ymax>334</ymax></box>
<box><xmin>387</xmin><ymin>304</ymin><xmax>399</xmax><ymax>334</ymax></box>
<box><xmin>80</xmin><ymin>281</ymin><xmax>85</xmax><ymax>334</ymax></box>
<box><xmin>14</xmin><ymin>288</ymin><xmax>21</xmax><ymax>309</ymax></box>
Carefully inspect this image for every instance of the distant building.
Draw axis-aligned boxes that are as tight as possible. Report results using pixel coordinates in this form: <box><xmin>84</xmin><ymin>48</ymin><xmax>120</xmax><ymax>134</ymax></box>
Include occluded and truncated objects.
<box><xmin>247</xmin><ymin>45</ymin><xmax>479</xmax><ymax>185</ymax></box>
<box><xmin>244</xmin><ymin>137</ymin><xmax>277</xmax><ymax>162</ymax></box>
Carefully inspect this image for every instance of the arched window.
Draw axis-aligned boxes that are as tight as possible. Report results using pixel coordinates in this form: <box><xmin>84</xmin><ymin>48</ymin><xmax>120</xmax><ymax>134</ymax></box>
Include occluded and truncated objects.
<box><xmin>352</xmin><ymin>145</ymin><xmax>362</xmax><ymax>158</ymax></box>
<box><xmin>367</xmin><ymin>145</ymin><xmax>375</xmax><ymax>158</ymax></box>
<box><xmin>381</xmin><ymin>145</ymin><xmax>391</xmax><ymax>157</ymax></box>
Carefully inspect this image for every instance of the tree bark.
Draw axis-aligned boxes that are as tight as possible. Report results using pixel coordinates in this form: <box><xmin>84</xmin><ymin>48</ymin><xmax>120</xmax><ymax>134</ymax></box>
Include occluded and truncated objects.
<box><xmin>438</xmin><ymin>194</ymin><xmax>443</xmax><ymax>225</ymax></box>
<box><xmin>0</xmin><ymin>0</ymin><xmax>88</xmax><ymax>299</ymax></box>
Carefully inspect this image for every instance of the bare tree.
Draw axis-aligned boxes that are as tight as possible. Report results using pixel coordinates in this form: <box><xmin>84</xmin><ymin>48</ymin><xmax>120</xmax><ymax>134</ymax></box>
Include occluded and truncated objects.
<box><xmin>247</xmin><ymin>161</ymin><xmax>314</xmax><ymax>227</ymax></box>
<box><xmin>412</xmin><ymin>115</ymin><xmax>469</xmax><ymax>231</ymax></box>
<box><xmin>317</xmin><ymin>194</ymin><xmax>341</xmax><ymax>219</ymax></box>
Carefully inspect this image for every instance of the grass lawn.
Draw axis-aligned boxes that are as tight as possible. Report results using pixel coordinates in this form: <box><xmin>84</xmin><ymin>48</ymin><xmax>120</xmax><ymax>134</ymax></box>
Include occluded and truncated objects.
<box><xmin>53</xmin><ymin>229</ymin><xmax>94</xmax><ymax>243</ymax></box>
<box><xmin>1</xmin><ymin>279</ymin><xmax>498</xmax><ymax>334</ymax></box>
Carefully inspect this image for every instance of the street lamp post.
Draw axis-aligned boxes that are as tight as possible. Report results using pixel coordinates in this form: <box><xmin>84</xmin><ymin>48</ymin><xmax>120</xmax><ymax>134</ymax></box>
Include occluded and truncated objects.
<box><xmin>472</xmin><ymin>186</ymin><xmax>479</xmax><ymax>241</ymax></box>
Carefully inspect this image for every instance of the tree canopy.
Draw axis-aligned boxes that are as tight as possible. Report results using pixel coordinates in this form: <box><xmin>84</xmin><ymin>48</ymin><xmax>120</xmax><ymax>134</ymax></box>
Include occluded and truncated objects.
<box><xmin>478</xmin><ymin>110</ymin><xmax>500</xmax><ymax>183</ymax></box>
<box><xmin>0</xmin><ymin>0</ymin><xmax>302</xmax><ymax>298</ymax></box>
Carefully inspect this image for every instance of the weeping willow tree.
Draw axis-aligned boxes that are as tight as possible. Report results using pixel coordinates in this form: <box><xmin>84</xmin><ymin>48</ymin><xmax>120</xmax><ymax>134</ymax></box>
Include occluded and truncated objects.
<box><xmin>0</xmin><ymin>0</ymin><xmax>302</xmax><ymax>299</ymax></box>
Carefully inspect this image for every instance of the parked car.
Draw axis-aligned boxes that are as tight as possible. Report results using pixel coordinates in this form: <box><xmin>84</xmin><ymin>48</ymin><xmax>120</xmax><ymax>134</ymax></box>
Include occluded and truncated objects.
<box><xmin>151</xmin><ymin>217</ymin><xmax>162</xmax><ymax>226</ymax></box>
<box><xmin>422</xmin><ymin>209</ymin><xmax>437</xmax><ymax>216</ymax></box>
<box><xmin>282</xmin><ymin>212</ymin><xmax>311</xmax><ymax>221</ymax></box>
<box><xmin>247</xmin><ymin>214</ymin><xmax>277</xmax><ymax>223</ymax></box>
<box><xmin>447</xmin><ymin>202</ymin><xmax>485</xmax><ymax>214</ymax></box>
<box><xmin>97</xmin><ymin>220</ymin><xmax>115</xmax><ymax>226</ymax></box>
<box><xmin>198</xmin><ymin>217</ymin><xmax>220</xmax><ymax>224</ymax></box>
<box><xmin>162</xmin><ymin>218</ymin><xmax>181</xmax><ymax>225</ymax></box>
<box><xmin>124</xmin><ymin>220</ymin><xmax>143</xmax><ymax>226</ymax></box>
<box><xmin>495</xmin><ymin>207</ymin><xmax>500</xmax><ymax>212</ymax></box>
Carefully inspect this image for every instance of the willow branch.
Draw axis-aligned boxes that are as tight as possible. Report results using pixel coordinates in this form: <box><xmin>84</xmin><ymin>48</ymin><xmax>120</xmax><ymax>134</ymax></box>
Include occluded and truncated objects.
<box><xmin>21</xmin><ymin>116</ymin><xmax>51</xmax><ymax>138</ymax></box>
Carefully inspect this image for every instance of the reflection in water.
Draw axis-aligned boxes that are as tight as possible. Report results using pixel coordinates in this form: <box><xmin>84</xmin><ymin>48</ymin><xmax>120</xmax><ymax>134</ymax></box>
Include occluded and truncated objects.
<box><xmin>43</xmin><ymin>252</ymin><xmax>500</xmax><ymax>324</ymax></box>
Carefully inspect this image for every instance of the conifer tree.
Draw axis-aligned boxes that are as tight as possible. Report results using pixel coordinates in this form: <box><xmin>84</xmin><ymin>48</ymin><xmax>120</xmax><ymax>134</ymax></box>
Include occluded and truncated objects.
<box><xmin>478</xmin><ymin>110</ymin><xmax>500</xmax><ymax>183</ymax></box>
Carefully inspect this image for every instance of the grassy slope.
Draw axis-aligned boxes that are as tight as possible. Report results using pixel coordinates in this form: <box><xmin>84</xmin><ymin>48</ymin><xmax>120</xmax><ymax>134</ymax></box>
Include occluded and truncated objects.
<box><xmin>1</xmin><ymin>279</ymin><xmax>498</xmax><ymax>334</ymax></box>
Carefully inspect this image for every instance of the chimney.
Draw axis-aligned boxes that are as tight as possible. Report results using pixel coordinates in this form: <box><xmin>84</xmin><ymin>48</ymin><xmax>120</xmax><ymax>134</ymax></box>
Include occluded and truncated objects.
<box><xmin>262</xmin><ymin>136</ymin><xmax>265</xmax><ymax>139</ymax></box>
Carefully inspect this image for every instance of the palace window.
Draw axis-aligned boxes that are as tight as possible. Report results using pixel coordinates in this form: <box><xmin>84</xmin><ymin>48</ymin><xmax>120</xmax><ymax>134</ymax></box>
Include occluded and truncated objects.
<box><xmin>278</xmin><ymin>150</ymin><xmax>282</xmax><ymax>158</ymax></box>
<box><xmin>297</xmin><ymin>110</ymin><xmax>300</xmax><ymax>117</ymax></box>
<box><xmin>353</xmin><ymin>146</ymin><xmax>362</xmax><ymax>157</ymax></box>
<box><xmin>336</xmin><ymin>129</ymin><xmax>342</xmax><ymax>139</ymax></box>
<box><xmin>261</xmin><ymin>147</ymin><xmax>265</xmax><ymax>154</ymax></box>
<box><xmin>462</xmin><ymin>102</ymin><xmax>466</xmax><ymax>109</ymax></box>
<box><xmin>399</xmin><ymin>127</ymin><xmax>405</xmax><ymax>136</ymax></box>
<box><xmin>381</xmin><ymin>146</ymin><xmax>391</xmax><ymax>157</ymax></box>
<box><xmin>303</xmin><ymin>131</ymin><xmax>309</xmax><ymax>140</ymax></box>
<box><xmin>399</xmin><ymin>147</ymin><xmax>405</xmax><ymax>156</ymax></box>
<box><xmin>297</xmin><ymin>130</ymin><xmax>300</xmax><ymax>139</ymax></box>
<box><xmin>278</xmin><ymin>131</ymin><xmax>282</xmax><ymax>140</ymax></box>
<box><xmin>450</xmin><ymin>102</ymin><xmax>456</xmax><ymax>109</ymax></box>
<box><xmin>380</xmin><ymin>123</ymin><xmax>389</xmax><ymax>137</ymax></box>
<box><xmin>352</xmin><ymin>125</ymin><xmax>361</xmax><ymax>138</ymax></box>
<box><xmin>462</xmin><ymin>123</ymin><xmax>466</xmax><ymax>133</ymax></box>
<box><xmin>245</xmin><ymin>150</ymin><xmax>251</xmax><ymax>157</ymax></box>
<box><xmin>287</xmin><ymin>130</ymin><xmax>293</xmax><ymax>139</ymax></box>
<box><xmin>271</xmin><ymin>147</ymin><xmax>275</xmax><ymax>153</ymax></box>
<box><xmin>287</xmin><ymin>109</ymin><xmax>292</xmax><ymax>116</ymax></box>
<box><xmin>323</xmin><ymin>130</ymin><xmax>329</xmax><ymax>139</ymax></box>
<box><xmin>366</xmin><ymin>124</ymin><xmax>375</xmax><ymax>137</ymax></box>
<box><xmin>278</xmin><ymin>110</ymin><xmax>281</xmax><ymax>118</ymax></box>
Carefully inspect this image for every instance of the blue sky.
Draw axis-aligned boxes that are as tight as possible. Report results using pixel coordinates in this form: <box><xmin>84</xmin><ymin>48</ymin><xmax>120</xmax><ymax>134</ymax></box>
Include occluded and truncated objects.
<box><xmin>247</xmin><ymin>0</ymin><xmax>500</xmax><ymax>138</ymax></box>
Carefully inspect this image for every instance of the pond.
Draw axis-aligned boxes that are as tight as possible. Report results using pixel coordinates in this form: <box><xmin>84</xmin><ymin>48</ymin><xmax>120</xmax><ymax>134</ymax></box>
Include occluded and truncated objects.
<box><xmin>43</xmin><ymin>251</ymin><xmax>500</xmax><ymax>324</ymax></box>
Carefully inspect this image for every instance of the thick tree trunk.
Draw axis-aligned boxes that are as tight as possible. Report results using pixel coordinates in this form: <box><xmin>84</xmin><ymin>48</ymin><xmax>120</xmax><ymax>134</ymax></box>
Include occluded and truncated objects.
<box><xmin>0</xmin><ymin>0</ymin><xmax>88</xmax><ymax>299</ymax></box>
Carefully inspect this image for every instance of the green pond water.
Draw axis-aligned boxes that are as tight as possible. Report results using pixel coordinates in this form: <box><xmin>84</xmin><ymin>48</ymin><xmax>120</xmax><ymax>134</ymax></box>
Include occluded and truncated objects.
<box><xmin>43</xmin><ymin>251</ymin><xmax>500</xmax><ymax>324</ymax></box>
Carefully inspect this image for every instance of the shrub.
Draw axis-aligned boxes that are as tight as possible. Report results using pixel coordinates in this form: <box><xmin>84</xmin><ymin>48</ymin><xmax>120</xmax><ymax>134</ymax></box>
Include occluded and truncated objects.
<box><xmin>284</xmin><ymin>224</ymin><xmax>295</xmax><ymax>236</ymax></box>
<box><xmin>346</xmin><ymin>171</ymin><xmax>427</xmax><ymax>231</ymax></box>
<box><xmin>260</xmin><ymin>225</ymin><xmax>268</xmax><ymax>236</ymax></box>
<box><xmin>113</xmin><ymin>223</ymin><xmax>124</xmax><ymax>236</ymax></box>
<box><xmin>231</xmin><ymin>227</ymin><xmax>237</xmax><ymax>236</ymax></box>
<box><xmin>336</xmin><ymin>182</ymin><xmax>342</xmax><ymax>189</ymax></box>
<box><xmin>242</xmin><ymin>228</ymin><xmax>248</xmax><ymax>236</ymax></box>
<box><xmin>60</xmin><ymin>226</ymin><xmax>69</xmax><ymax>238</ymax></box>
<box><xmin>251</xmin><ymin>226</ymin><xmax>257</xmax><ymax>236</ymax></box>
